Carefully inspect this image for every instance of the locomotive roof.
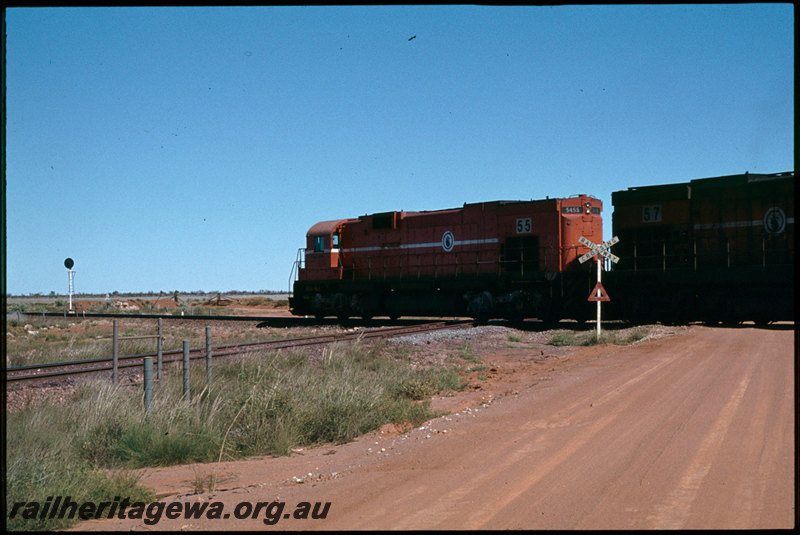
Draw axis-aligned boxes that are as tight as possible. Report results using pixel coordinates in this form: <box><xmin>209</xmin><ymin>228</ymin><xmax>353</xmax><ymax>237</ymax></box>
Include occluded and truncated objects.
<box><xmin>363</xmin><ymin>195</ymin><xmax>597</xmax><ymax>217</ymax></box>
<box><xmin>306</xmin><ymin>219</ymin><xmax>353</xmax><ymax>236</ymax></box>
<box><xmin>612</xmin><ymin>170</ymin><xmax>794</xmax><ymax>202</ymax></box>
<box><xmin>308</xmin><ymin>195</ymin><xmax>602</xmax><ymax>234</ymax></box>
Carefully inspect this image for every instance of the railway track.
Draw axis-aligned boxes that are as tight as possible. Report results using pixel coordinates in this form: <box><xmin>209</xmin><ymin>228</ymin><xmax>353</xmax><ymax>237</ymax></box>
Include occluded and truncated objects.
<box><xmin>9</xmin><ymin>310</ymin><xmax>457</xmax><ymax>329</ymax></box>
<box><xmin>6</xmin><ymin>321</ymin><xmax>469</xmax><ymax>385</ymax></box>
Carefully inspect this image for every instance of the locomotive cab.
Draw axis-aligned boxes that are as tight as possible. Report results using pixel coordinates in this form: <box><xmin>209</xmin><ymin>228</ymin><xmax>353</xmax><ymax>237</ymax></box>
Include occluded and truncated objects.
<box><xmin>300</xmin><ymin>219</ymin><xmax>349</xmax><ymax>281</ymax></box>
<box><xmin>559</xmin><ymin>195</ymin><xmax>603</xmax><ymax>270</ymax></box>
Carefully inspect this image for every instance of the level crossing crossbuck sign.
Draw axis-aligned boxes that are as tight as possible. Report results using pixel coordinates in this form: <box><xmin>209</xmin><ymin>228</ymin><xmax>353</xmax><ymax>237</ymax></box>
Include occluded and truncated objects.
<box><xmin>579</xmin><ymin>236</ymin><xmax>620</xmax><ymax>264</ymax></box>
<box><xmin>578</xmin><ymin>236</ymin><xmax>619</xmax><ymax>337</ymax></box>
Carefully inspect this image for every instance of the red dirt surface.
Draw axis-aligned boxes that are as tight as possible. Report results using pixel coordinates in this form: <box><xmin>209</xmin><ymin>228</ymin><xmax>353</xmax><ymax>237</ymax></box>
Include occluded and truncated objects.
<box><xmin>74</xmin><ymin>324</ymin><xmax>795</xmax><ymax>531</ymax></box>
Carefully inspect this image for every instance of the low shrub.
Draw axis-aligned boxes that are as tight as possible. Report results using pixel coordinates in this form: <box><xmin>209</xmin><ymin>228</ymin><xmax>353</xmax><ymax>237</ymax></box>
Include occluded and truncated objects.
<box><xmin>6</xmin><ymin>341</ymin><xmax>463</xmax><ymax>530</ymax></box>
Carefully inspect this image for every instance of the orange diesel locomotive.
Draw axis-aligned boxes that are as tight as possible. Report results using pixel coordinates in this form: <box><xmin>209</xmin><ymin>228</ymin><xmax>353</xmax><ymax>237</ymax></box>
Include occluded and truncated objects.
<box><xmin>289</xmin><ymin>195</ymin><xmax>603</xmax><ymax>322</ymax></box>
<box><xmin>606</xmin><ymin>171</ymin><xmax>794</xmax><ymax>324</ymax></box>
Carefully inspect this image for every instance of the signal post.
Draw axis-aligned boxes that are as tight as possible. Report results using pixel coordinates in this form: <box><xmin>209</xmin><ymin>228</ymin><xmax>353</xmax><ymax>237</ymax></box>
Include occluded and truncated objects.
<box><xmin>64</xmin><ymin>258</ymin><xmax>75</xmax><ymax>313</ymax></box>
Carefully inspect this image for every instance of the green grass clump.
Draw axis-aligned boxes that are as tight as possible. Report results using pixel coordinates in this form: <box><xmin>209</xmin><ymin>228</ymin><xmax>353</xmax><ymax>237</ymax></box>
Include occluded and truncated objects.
<box><xmin>452</xmin><ymin>343</ymin><xmax>480</xmax><ymax>364</ymax></box>
<box><xmin>548</xmin><ymin>326</ymin><xmax>652</xmax><ymax>347</ymax></box>
<box><xmin>620</xmin><ymin>327</ymin><xmax>648</xmax><ymax>344</ymax></box>
<box><xmin>6</xmin><ymin>392</ymin><xmax>154</xmax><ymax>531</ymax></box>
<box><xmin>548</xmin><ymin>331</ymin><xmax>581</xmax><ymax>346</ymax></box>
<box><xmin>6</xmin><ymin>341</ymin><xmax>462</xmax><ymax>530</ymax></box>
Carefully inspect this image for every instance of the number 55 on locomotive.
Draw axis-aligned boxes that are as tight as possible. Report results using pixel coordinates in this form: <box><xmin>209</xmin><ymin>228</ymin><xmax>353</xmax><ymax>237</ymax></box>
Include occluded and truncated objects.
<box><xmin>289</xmin><ymin>195</ymin><xmax>604</xmax><ymax>323</ymax></box>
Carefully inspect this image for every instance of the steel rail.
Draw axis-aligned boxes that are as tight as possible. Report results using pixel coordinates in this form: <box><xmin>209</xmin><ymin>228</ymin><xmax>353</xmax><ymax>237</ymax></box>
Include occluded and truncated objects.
<box><xmin>7</xmin><ymin>322</ymin><xmax>454</xmax><ymax>374</ymax></box>
<box><xmin>7</xmin><ymin>321</ymin><xmax>468</xmax><ymax>384</ymax></box>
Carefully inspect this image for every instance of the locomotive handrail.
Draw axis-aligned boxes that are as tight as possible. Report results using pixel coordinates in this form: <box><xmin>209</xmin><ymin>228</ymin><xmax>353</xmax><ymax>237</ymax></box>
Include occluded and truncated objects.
<box><xmin>630</xmin><ymin>240</ymin><xmax>691</xmax><ymax>272</ymax></box>
<box><xmin>288</xmin><ymin>248</ymin><xmax>305</xmax><ymax>293</ymax></box>
<box><xmin>629</xmin><ymin>237</ymin><xmax>794</xmax><ymax>273</ymax></box>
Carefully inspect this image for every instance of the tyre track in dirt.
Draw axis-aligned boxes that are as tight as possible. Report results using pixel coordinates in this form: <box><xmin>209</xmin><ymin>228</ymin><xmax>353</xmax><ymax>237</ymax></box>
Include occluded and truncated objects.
<box><xmin>75</xmin><ymin>325</ymin><xmax>794</xmax><ymax>530</ymax></box>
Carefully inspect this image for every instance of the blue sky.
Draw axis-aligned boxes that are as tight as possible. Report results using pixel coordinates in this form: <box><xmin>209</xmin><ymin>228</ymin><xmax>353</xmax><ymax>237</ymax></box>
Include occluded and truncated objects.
<box><xmin>4</xmin><ymin>5</ymin><xmax>794</xmax><ymax>295</ymax></box>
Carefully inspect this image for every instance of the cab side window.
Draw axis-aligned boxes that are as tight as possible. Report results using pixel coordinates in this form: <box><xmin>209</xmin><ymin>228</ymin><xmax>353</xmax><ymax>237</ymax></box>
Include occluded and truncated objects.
<box><xmin>314</xmin><ymin>236</ymin><xmax>325</xmax><ymax>252</ymax></box>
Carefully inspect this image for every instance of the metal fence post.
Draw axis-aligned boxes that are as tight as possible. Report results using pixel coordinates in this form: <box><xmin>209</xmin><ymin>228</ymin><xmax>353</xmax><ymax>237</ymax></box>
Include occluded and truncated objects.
<box><xmin>112</xmin><ymin>320</ymin><xmax>119</xmax><ymax>385</ymax></box>
<box><xmin>205</xmin><ymin>326</ymin><xmax>212</xmax><ymax>387</ymax></box>
<box><xmin>182</xmin><ymin>340</ymin><xmax>190</xmax><ymax>401</ymax></box>
<box><xmin>143</xmin><ymin>357</ymin><xmax>154</xmax><ymax>411</ymax></box>
<box><xmin>157</xmin><ymin>318</ymin><xmax>163</xmax><ymax>381</ymax></box>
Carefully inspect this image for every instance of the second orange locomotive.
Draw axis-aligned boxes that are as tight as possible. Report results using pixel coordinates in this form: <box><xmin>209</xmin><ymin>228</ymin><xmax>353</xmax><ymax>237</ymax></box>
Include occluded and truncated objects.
<box><xmin>289</xmin><ymin>195</ymin><xmax>603</xmax><ymax>322</ymax></box>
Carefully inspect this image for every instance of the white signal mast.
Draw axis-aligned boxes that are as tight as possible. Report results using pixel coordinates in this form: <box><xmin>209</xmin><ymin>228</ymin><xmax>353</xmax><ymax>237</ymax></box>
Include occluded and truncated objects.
<box><xmin>64</xmin><ymin>258</ymin><xmax>75</xmax><ymax>312</ymax></box>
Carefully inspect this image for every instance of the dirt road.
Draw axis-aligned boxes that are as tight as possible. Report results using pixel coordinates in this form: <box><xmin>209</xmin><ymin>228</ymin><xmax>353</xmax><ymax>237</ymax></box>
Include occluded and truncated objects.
<box><xmin>76</xmin><ymin>325</ymin><xmax>794</xmax><ymax>530</ymax></box>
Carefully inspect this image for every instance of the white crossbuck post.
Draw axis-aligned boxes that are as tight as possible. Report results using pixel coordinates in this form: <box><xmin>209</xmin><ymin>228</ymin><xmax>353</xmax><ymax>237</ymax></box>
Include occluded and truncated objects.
<box><xmin>578</xmin><ymin>236</ymin><xmax>619</xmax><ymax>338</ymax></box>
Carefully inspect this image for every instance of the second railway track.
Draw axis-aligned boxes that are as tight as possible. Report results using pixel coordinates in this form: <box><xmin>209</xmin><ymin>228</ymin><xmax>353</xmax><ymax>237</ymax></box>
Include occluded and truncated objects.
<box><xmin>6</xmin><ymin>321</ymin><xmax>470</xmax><ymax>385</ymax></box>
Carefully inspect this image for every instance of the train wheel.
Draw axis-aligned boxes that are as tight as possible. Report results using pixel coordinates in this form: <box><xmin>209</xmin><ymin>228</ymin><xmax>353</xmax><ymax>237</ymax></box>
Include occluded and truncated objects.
<box><xmin>505</xmin><ymin>312</ymin><xmax>525</xmax><ymax>326</ymax></box>
<box><xmin>538</xmin><ymin>297</ymin><xmax>561</xmax><ymax>327</ymax></box>
<box><xmin>573</xmin><ymin>307</ymin><xmax>589</xmax><ymax>326</ymax></box>
<box><xmin>472</xmin><ymin>314</ymin><xmax>489</xmax><ymax>326</ymax></box>
<box><xmin>466</xmin><ymin>291</ymin><xmax>493</xmax><ymax>325</ymax></box>
<box><xmin>540</xmin><ymin>312</ymin><xmax>560</xmax><ymax>329</ymax></box>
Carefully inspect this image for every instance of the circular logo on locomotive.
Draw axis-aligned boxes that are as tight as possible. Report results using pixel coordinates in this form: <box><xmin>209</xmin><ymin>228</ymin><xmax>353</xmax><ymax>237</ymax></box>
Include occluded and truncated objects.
<box><xmin>441</xmin><ymin>230</ymin><xmax>455</xmax><ymax>252</ymax></box>
<box><xmin>763</xmin><ymin>207</ymin><xmax>786</xmax><ymax>235</ymax></box>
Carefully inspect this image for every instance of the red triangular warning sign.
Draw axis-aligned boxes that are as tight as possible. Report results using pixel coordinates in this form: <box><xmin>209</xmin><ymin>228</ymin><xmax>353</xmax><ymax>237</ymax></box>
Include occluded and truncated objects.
<box><xmin>587</xmin><ymin>281</ymin><xmax>610</xmax><ymax>302</ymax></box>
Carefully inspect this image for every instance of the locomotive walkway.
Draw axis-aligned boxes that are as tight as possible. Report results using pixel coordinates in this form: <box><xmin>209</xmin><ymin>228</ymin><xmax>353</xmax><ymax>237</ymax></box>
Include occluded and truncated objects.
<box><xmin>75</xmin><ymin>324</ymin><xmax>794</xmax><ymax>530</ymax></box>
